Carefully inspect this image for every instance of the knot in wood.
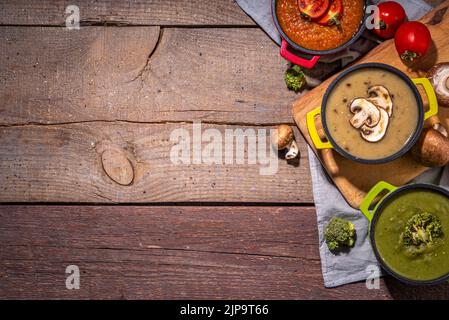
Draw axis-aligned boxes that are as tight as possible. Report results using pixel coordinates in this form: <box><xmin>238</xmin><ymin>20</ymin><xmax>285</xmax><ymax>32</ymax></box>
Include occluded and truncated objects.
<box><xmin>101</xmin><ymin>149</ymin><xmax>134</xmax><ymax>186</ymax></box>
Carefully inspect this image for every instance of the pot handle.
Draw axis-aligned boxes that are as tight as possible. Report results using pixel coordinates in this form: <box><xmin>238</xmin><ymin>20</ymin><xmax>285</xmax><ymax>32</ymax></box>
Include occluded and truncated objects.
<box><xmin>306</xmin><ymin>107</ymin><xmax>333</xmax><ymax>149</ymax></box>
<box><xmin>280</xmin><ymin>38</ymin><xmax>321</xmax><ymax>69</ymax></box>
<box><xmin>360</xmin><ymin>181</ymin><xmax>397</xmax><ymax>222</ymax></box>
<box><xmin>412</xmin><ymin>78</ymin><xmax>438</xmax><ymax>120</ymax></box>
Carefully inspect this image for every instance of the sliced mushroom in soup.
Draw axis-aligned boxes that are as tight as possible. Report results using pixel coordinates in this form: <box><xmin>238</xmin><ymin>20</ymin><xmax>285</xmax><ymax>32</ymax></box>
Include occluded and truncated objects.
<box><xmin>325</xmin><ymin>68</ymin><xmax>419</xmax><ymax>160</ymax></box>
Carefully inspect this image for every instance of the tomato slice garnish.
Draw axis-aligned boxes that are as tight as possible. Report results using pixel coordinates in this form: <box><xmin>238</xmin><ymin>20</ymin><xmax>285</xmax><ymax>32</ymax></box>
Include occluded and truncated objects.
<box><xmin>298</xmin><ymin>0</ymin><xmax>330</xmax><ymax>20</ymax></box>
<box><xmin>317</xmin><ymin>0</ymin><xmax>344</xmax><ymax>26</ymax></box>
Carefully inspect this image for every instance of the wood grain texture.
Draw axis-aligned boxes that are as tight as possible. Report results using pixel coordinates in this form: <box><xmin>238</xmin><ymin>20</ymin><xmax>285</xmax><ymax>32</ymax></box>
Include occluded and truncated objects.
<box><xmin>426</xmin><ymin>0</ymin><xmax>447</xmax><ymax>6</ymax></box>
<box><xmin>0</xmin><ymin>26</ymin><xmax>297</xmax><ymax>126</ymax></box>
<box><xmin>0</xmin><ymin>122</ymin><xmax>312</xmax><ymax>203</ymax></box>
<box><xmin>0</xmin><ymin>0</ymin><xmax>254</xmax><ymax>26</ymax></box>
<box><xmin>0</xmin><ymin>0</ymin><xmax>441</xmax><ymax>27</ymax></box>
<box><xmin>292</xmin><ymin>1</ymin><xmax>449</xmax><ymax>208</ymax></box>
<box><xmin>3</xmin><ymin>205</ymin><xmax>448</xmax><ymax>299</ymax></box>
<box><xmin>0</xmin><ymin>26</ymin><xmax>314</xmax><ymax>203</ymax></box>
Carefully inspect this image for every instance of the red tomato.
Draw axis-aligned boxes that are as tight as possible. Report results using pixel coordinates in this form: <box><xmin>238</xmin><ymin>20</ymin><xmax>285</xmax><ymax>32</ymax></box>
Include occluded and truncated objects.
<box><xmin>373</xmin><ymin>1</ymin><xmax>407</xmax><ymax>39</ymax></box>
<box><xmin>395</xmin><ymin>21</ymin><xmax>432</xmax><ymax>62</ymax></box>
<box><xmin>317</xmin><ymin>0</ymin><xmax>344</xmax><ymax>26</ymax></box>
<box><xmin>298</xmin><ymin>0</ymin><xmax>330</xmax><ymax>20</ymax></box>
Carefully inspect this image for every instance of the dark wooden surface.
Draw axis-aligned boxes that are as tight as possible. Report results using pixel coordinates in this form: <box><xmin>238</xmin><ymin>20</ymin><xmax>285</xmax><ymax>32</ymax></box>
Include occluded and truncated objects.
<box><xmin>0</xmin><ymin>0</ymin><xmax>448</xmax><ymax>300</ymax></box>
<box><xmin>2</xmin><ymin>205</ymin><xmax>448</xmax><ymax>300</ymax></box>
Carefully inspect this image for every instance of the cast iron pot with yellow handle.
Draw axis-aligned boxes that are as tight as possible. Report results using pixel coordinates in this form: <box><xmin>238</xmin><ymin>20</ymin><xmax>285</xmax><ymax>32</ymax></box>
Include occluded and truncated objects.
<box><xmin>306</xmin><ymin>63</ymin><xmax>439</xmax><ymax>164</ymax></box>
<box><xmin>360</xmin><ymin>181</ymin><xmax>449</xmax><ymax>285</ymax></box>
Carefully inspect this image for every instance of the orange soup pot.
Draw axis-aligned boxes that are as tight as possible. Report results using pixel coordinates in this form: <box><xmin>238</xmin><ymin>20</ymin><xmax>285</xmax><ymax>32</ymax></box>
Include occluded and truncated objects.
<box><xmin>272</xmin><ymin>0</ymin><xmax>368</xmax><ymax>69</ymax></box>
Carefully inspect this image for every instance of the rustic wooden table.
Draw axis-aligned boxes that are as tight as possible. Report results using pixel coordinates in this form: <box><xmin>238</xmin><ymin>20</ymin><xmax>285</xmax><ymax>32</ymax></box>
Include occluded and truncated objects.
<box><xmin>0</xmin><ymin>0</ymin><xmax>448</xmax><ymax>299</ymax></box>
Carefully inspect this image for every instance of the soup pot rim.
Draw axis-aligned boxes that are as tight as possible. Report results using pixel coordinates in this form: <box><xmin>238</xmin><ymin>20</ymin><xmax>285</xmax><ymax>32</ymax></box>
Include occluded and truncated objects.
<box><xmin>369</xmin><ymin>183</ymin><xmax>449</xmax><ymax>286</ymax></box>
<box><xmin>271</xmin><ymin>0</ymin><xmax>368</xmax><ymax>56</ymax></box>
<box><xmin>321</xmin><ymin>62</ymin><xmax>425</xmax><ymax>164</ymax></box>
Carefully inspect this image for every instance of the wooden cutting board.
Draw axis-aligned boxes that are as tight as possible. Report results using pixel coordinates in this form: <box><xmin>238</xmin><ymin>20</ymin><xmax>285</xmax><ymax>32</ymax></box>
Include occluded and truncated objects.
<box><xmin>293</xmin><ymin>1</ymin><xmax>449</xmax><ymax>209</ymax></box>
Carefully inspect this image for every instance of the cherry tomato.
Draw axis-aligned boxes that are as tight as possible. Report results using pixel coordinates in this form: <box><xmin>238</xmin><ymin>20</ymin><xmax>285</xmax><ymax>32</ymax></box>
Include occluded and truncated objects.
<box><xmin>394</xmin><ymin>21</ymin><xmax>432</xmax><ymax>62</ymax></box>
<box><xmin>298</xmin><ymin>0</ymin><xmax>330</xmax><ymax>20</ymax></box>
<box><xmin>317</xmin><ymin>0</ymin><xmax>344</xmax><ymax>26</ymax></box>
<box><xmin>373</xmin><ymin>1</ymin><xmax>407</xmax><ymax>39</ymax></box>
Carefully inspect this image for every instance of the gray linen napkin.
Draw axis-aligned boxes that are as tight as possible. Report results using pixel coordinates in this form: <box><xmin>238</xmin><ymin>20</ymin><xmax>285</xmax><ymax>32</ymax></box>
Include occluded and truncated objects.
<box><xmin>235</xmin><ymin>0</ymin><xmax>446</xmax><ymax>287</ymax></box>
<box><xmin>310</xmin><ymin>152</ymin><xmax>447</xmax><ymax>287</ymax></box>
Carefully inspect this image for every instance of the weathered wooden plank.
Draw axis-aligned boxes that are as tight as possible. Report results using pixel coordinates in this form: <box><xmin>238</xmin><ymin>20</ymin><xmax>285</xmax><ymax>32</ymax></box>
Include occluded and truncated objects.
<box><xmin>0</xmin><ymin>26</ymin><xmax>312</xmax><ymax>203</ymax></box>
<box><xmin>0</xmin><ymin>0</ymin><xmax>441</xmax><ymax>27</ymax></box>
<box><xmin>0</xmin><ymin>122</ymin><xmax>312</xmax><ymax>202</ymax></box>
<box><xmin>0</xmin><ymin>205</ymin><xmax>417</xmax><ymax>300</ymax></box>
<box><xmin>0</xmin><ymin>0</ymin><xmax>254</xmax><ymax>26</ymax></box>
<box><xmin>0</xmin><ymin>26</ymin><xmax>297</xmax><ymax>126</ymax></box>
<box><xmin>3</xmin><ymin>205</ymin><xmax>447</xmax><ymax>299</ymax></box>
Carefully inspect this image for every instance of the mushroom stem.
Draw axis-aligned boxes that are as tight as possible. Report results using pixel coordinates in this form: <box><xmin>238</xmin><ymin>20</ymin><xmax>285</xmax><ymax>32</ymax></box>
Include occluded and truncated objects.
<box><xmin>349</xmin><ymin>98</ymin><xmax>381</xmax><ymax>129</ymax></box>
<box><xmin>271</xmin><ymin>124</ymin><xmax>300</xmax><ymax>160</ymax></box>
<box><xmin>285</xmin><ymin>140</ymin><xmax>299</xmax><ymax>160</ymax></box>
<box><xmin>361</xmin><ymin>108</ymin><xmax>389</xmax><ymax>143</ymax></box>
<box><xmin>433</xmin><ymin>123</ymin><xmax>448</xmax><ymax>138</ymax></box>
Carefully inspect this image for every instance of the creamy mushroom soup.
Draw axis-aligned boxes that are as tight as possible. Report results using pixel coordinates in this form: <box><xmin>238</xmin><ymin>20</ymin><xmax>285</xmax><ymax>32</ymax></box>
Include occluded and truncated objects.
<box><xmin>325</xmin><ymin>68</ymin><xmax>419</xmax><ymax>160</ymax></box>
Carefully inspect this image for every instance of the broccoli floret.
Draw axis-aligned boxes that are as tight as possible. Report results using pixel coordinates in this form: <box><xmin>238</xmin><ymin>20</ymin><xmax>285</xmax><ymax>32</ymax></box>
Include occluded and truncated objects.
<box><xmin>285</xmin><ymin>65</ymin><xmax>306</xmax><ymax>92</ymax></box>
<box><xmin>324</xmin><ymin>217</ymin><xmax>356</xmax><ymax>251</ymax></box>
<box><xmin>401</xmin><ymin>212</ymin><xmax>443</xmax><ymax>248</ymax></box>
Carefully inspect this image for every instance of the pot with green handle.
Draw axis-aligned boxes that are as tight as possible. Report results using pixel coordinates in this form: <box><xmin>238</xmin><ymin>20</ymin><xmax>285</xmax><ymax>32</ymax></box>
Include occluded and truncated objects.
<box><xmin>360</xmin><ymin>181</ymin><xmax>449</xmax><ymax>285</ymax></box>
<box><xmin>306</xmin><ymin>63</ymin><xmax>438</xmax><ymax>164</ymax></box>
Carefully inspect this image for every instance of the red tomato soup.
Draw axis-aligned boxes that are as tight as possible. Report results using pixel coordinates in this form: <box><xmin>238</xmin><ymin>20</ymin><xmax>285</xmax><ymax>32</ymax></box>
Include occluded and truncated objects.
<box><xmin>276</xmin><ymin>0</ymin><xmax>365</xmax><ymax>51</ymax></box>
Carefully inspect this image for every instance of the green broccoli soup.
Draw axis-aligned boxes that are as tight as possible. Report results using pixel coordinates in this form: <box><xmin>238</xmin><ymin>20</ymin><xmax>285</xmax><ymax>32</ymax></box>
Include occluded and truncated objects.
<box><xmin>374</xmin><ymin>189</ymin><xmax>449</xmax><ymax>281</ymax></box>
